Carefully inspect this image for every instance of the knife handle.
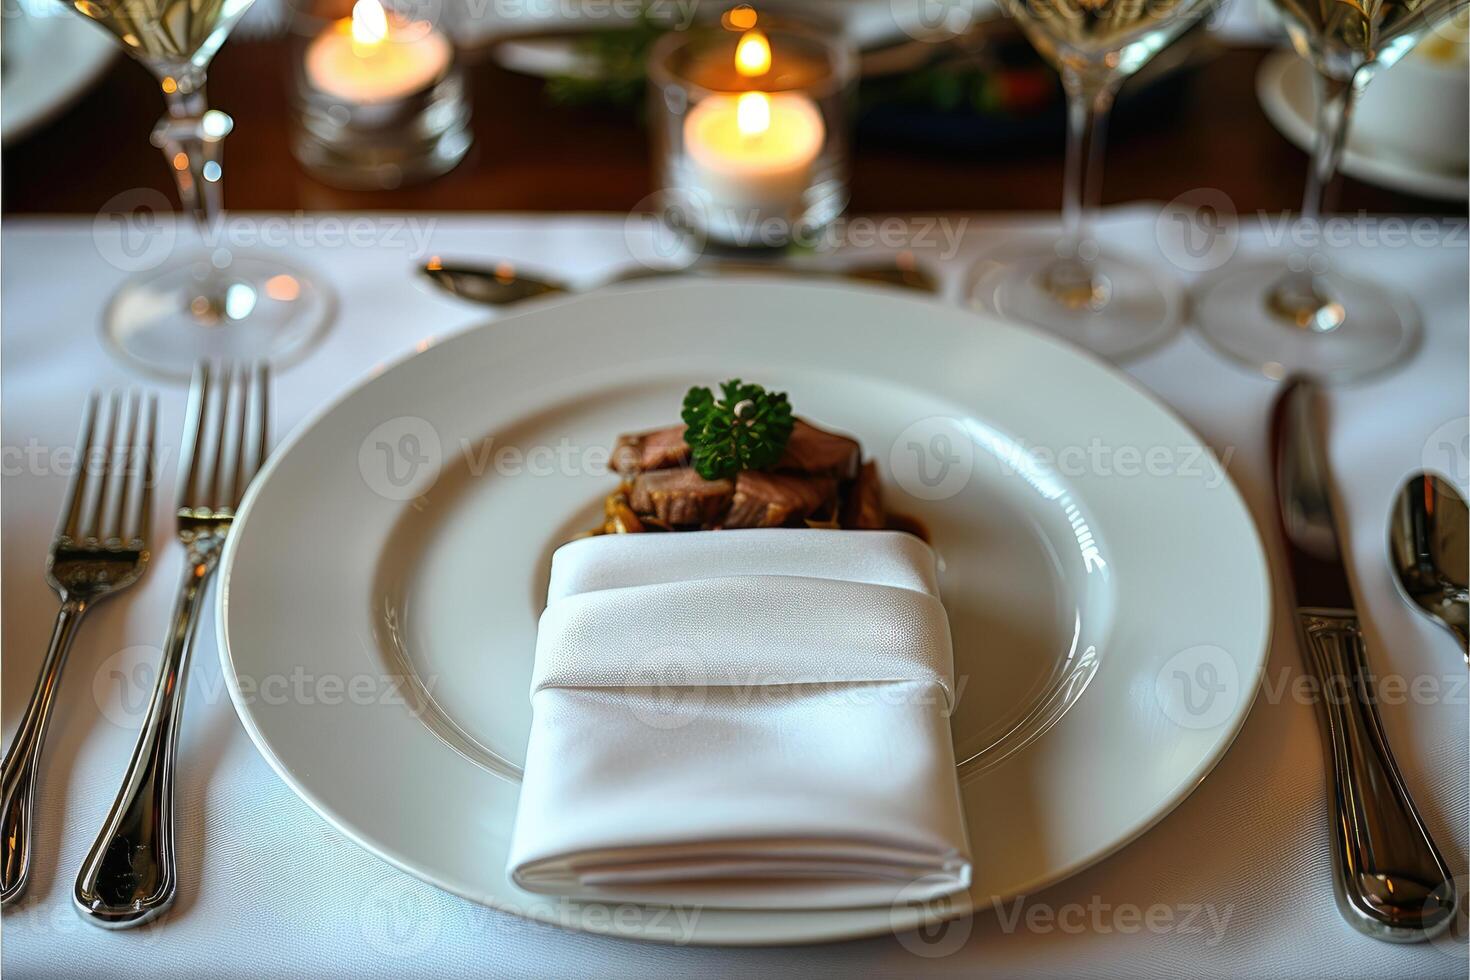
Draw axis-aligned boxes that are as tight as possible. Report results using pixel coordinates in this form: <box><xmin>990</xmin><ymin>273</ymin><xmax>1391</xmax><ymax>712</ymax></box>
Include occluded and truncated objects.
<box><xmin>1298</xmin><ymin>610</ymin><xmax>1457</xmax><ymax>942</ymax></box>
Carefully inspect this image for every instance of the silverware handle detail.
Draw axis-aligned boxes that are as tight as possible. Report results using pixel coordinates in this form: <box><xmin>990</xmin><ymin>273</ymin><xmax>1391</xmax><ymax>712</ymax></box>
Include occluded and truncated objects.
<box><xmin>1</xmin><ymin>601</ymin><xmax>88</xmax><ymax>906</ymax></box>
<box><xmin>74</xmin><ymin>555</ymin><xmax>216</xmax><ymax>928</ymax></box>
<box><xmin>1298</xmin><ymin>609</ymin><xmax>1457</xmax><ymax>942</ymax></box>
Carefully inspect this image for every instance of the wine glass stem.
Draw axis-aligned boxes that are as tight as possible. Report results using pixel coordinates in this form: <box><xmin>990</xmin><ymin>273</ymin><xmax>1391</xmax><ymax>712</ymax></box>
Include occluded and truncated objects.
<box><xmin>1300</xmin><ymin>73</ymin><xmax>1358</xmax><ymax>228</ymax></box>
<box><xmin>1270</xmin><ymin>70</ymin><xmax>1363</xmax><ymax>332</ymax></box>
<box><xmin>152</xmin><ymin>71</ymin><xmax>237</xmax><ymax>323</ymax></box>
<box><xmin>155</xmin><ymin>76</ymin><xmax>227</xmax><ymax>240</ymax></box>
<box><xmin>1048</xmin><ymin>70</ymin><xmax>1119</xmax><ymax>306</ymax></box>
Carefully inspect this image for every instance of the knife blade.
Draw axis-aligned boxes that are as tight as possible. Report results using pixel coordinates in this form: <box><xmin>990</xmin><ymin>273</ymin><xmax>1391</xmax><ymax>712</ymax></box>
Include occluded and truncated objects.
<box><xmin>1270</xmin><ymin>377</ymin><xmax>1456</xmax><ymax>943</ymax></box>
<box><xmin>1272</xmin><ymin>376</ymin><xmax>1356</xmax><ymax>609</ymax></box>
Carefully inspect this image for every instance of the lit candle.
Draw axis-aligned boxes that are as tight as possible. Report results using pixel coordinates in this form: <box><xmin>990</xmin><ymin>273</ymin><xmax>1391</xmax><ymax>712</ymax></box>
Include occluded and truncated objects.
<box><xmin>682</xmin><ymin>28</ymin><xmax>825</xmax><ymax>237</ymax></box>
<box><xmin>305</xmin><ymin>0</ymin><xmax>452</xmax><ymax>105</ymax></box>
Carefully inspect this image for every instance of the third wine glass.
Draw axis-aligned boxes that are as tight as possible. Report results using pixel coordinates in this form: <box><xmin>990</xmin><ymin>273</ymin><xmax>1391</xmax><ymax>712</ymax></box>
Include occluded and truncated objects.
<box><xmin>1193</xmin><ymin>0</ymin><xmax>1468</xmax><ymax>381</ymax></box>
<box><xmin>970</xmin><ymin>0</ymin><xmax>1220</xmax><ymax>359</ymax></box>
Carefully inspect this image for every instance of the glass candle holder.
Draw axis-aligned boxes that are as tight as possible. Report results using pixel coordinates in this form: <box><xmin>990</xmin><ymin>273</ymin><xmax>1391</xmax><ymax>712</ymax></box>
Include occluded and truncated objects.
<box><xmin>647</xmin><ymin>15</ymin><xmax>856</xmax><ymax>250</ymax></box>
<box><xmin>289</xmin><ymin>0</ymin><xmax>472</xmax><ymax>189</ymax></box>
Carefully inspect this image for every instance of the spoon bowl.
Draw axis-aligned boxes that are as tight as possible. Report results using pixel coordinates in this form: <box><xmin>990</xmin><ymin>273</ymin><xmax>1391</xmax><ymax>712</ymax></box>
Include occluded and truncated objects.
<box><xmin>1389</xmin><ymin>472</ymin><xmax>1469</xmax><ymax>662</ymax></box>
<box><xmin>419</xmin><ymin>256</ymin><xmax>939</xmax><ymax>307</ymax></box>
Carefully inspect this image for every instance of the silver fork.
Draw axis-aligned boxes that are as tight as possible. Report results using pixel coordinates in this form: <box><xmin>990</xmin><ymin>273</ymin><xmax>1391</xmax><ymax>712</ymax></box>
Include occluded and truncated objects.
<box><xmin>74</xmin><ymin>362</ymin><xmax>269</xmax><ymax>929</ymax></box>
<box><xmin>0</xmin><ymin>390</ymin><xmax>158</xmax><ymax>907</ymax></box>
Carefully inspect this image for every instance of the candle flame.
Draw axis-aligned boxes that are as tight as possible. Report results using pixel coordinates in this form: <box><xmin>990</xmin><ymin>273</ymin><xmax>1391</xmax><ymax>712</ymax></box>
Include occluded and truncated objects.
<box><xmin>736</xmin><ymin>91</ymin><xmax>770</xmax><ymax>137</ymax></box>
<box><xmin>351</xmin><ymin>0</ymin><xmax>389</xmax><ymax>47</ymax></box>
<box><xmin>735</xmin><ymin>29</ymin><xmax>771</xmax><ymax>77</ymax></box>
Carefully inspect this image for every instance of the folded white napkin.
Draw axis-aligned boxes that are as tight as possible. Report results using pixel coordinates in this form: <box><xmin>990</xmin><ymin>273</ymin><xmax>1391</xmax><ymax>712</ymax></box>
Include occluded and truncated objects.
<box><xmin>507</xmin><ymin>529</ymin><xmax>972</xmax><ymax>910</ymax></box>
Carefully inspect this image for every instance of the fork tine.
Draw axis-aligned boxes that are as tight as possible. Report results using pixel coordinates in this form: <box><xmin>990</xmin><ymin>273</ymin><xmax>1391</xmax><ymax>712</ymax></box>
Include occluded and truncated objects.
<box><xmin>205</xmin><ymin>364</ymin><xmax>235</xmax><ymax>512</ymax></box>
<box><xmin>231</xmin><ymin>362</ymin><xmax>271</xmax><ymax>506</ymax></box>
<box><xmin>101</xmin><ymin>390</ymin><xmax>139</xmax><ymax>543</ymax></box>
<box><xmin>77</xmin><ymin>391</ymin><xmax>122</xmax><ymax>542</ymax></box>
<box><xmin>177</xmin><ymin>362</ymin><xmax>211</xmax><ymax>513</ymax></box>
<box><xmin>254</xmin><ymin>362</ymin><xmax>270</xmax><ymax>481</ymax></box>
<box><xmin>138</xmin><ymin>393</ymin><xmax>158</xmax><ymax>546</ymax></box>
<box><xmin>58</xmin><ymin>392</ymin><xmax>101</xmax><ymax>541</ymax></box>
<box><xmin>228</xmin><ymin>367</ymin><xmax>249</xmax><ymax>508</ymax></box>
<box><xmin>110</xmin><ymin>387</ymin><xmax>143</xmax><ymax>543</ymax></box>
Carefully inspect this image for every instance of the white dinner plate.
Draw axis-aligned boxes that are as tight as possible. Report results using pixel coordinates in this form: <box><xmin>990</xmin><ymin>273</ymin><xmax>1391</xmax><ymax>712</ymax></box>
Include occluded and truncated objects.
<box><xmin>1</xmin><ymin>5</ymin><xmax>114</xmax><ymax>145</ymax></box>
<box><xmin>218</xmin><ymin>279</ymin><xmax>1271</xmax><ymax>945</ymax></box>
<box><xmin>1256</xmin><ymin>50</ymin><xmax>1469</xmax><ymax>203</ymax></box>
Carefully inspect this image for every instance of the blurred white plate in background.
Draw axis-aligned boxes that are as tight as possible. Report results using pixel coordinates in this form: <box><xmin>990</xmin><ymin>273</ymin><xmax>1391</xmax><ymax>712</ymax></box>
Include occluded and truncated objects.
<box><xmin>482</xmin><ymin>0</ymin><xmax>1000</xmax><ymax>80</ymax></box>
<box><xmin>2</xmin><ymin>3</ymin><xmax>114</xmax><ymax>145</ymax></box>
<box><xmin>1257</xmin><ymin>49</ymin><xmax>1468</xmax><ymax>202</ymax></box>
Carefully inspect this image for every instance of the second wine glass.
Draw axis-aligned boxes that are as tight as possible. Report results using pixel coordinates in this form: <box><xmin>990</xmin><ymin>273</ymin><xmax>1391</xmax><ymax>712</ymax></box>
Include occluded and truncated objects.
<box><xmin>66</xmin><ymin>0</ymin><xmax>332</xmax><ymax>378</ymax></box>
<box><xmin>971</xmin><ymin>0</ymin><xmax>1219</xmax><ymax>359</ymax></box>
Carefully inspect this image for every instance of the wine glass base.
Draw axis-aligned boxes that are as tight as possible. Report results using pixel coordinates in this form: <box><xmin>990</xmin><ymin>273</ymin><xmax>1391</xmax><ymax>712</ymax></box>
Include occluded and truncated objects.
<box><xmin>964</xmin><ymin>240</ymin><xmax>1181</xmax><ymax>362</ymax></box>
<box><xmin>967</xmin><ymin>242</ymin><xmax>1183</xmax><ymax>361</ymax></box>
<box><xmin>1193</xmin><ymin>262</ymin><xmax>1420</xmax><ymax>383</ymax></box>
<box><xmin>102</xmin><ymin>249</ymin><xmax>334</xmax><ymax>380</ymax></box>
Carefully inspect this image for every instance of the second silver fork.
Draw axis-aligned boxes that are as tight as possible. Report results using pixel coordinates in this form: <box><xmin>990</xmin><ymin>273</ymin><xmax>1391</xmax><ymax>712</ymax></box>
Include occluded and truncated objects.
<box><xmin>74</xmin><ymin>362</ymin><xmax>269</xmax><ymax>929</ymax></box>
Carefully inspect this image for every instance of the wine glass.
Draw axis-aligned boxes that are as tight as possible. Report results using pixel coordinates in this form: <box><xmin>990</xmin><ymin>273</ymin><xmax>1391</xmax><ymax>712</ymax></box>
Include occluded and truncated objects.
<box><xmin>968</xmin><ymin>0</ymin><xmax>1220</xmax><ymax>359</ymax></box>
<box><xmin>1193</xmin><ymin>0</ymin><xmax>1468</xmax><ymax>382</ymax></box>
<box><xmin>65</xmin><ymin>0</ymin><xmax>331</xmax><ymax>378</ymax></box>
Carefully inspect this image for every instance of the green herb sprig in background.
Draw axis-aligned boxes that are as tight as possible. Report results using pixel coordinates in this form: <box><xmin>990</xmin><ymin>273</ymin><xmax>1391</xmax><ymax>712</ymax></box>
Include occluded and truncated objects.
<box><xmin>681</xmin><ymin>380</ymin><xmax>794</xmax><ymax>481</ymax></box>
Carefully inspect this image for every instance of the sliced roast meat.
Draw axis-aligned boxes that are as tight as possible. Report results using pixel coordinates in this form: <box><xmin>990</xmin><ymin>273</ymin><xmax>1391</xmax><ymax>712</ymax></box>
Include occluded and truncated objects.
<box><xmin>774</xmin><ymin>420</ymin><xmax>860</xmax><ymax>480</ymax></box>
<box><xmin>612</xmin><ymin>418</ymin><xmax>855</xmax><ymax>479</ymax></box>
<box><xmin>610</xmin><ymin>425</ymin><xmax>690</xmax><ymax>476</ymax></box>
<box><xmin>629</xmin><ymin>468</ymin><xmax>732</xmax><ymax>526</ymax></box>
<box><xmin>725</xmin><ymin>471</ymin><xmax>838</xmax><ymax>529</ymax></box>
<box><xmin>842</xmin><ymin>460</ymin><xmax>886</xmax><ymax>530</ymax></box>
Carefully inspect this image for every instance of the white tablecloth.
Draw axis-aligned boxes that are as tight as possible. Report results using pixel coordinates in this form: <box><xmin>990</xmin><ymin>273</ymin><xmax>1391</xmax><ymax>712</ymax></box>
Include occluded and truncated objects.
<box><xmin>3</xmin><ymin>210</ymin><xmax>1466</xmax><ymax>978</ymax></box>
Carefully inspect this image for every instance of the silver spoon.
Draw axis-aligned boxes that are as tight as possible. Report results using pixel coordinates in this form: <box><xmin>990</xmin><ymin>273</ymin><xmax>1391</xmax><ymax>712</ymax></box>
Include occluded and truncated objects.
<box><xmin>1389</xmin><ymin>472</ymin><xmax>1468</xmax><ymax>663</ymax></box>
<box><xmin>419</xmin><ymin>255</ymin><xmax>939</xmax><ymax>307</ymax></box>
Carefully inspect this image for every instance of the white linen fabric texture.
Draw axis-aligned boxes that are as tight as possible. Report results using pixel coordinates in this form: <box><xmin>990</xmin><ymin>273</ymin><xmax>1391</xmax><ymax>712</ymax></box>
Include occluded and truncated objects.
<box><xmin>507</xmin><ymin>528</ymin><xmax>973</xmax><ymax>910</ymax></box>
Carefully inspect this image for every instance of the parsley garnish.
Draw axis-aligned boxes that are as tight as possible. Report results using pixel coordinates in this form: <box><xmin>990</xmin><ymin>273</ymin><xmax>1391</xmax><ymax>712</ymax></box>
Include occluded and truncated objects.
<box><xmin>681</xmin><ymin>380</ymin><xmax>794</xmax><ymax>481</ymax></box>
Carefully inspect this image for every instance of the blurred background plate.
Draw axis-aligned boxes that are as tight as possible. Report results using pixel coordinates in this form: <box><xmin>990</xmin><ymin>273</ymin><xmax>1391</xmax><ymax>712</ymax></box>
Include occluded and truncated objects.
<box><xmin>1</xmin><ymin>3</ymin><xmax>114</xmax><ymax>145</ymax></box>
<box><xmin>1257</xmin><ymin>49</ymin><xmax>1469</xmax><ymax>203</ymax></box>
<box><xmin>482</xmin><ymin>0</ymin><xmax>994</xmax><ymax>81</ymax></box>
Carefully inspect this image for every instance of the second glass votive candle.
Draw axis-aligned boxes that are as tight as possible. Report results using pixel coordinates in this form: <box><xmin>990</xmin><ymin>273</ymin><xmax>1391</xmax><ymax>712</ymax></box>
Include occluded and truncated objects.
<box><xmin>648</xmin><ymin>15</ymin><xmax>856</xmax><ymax>249</ymax></box>
<box><xmin>289</xmin><ymin>0</ymin><xmax>472</xmax><ymax>190</ymax></box>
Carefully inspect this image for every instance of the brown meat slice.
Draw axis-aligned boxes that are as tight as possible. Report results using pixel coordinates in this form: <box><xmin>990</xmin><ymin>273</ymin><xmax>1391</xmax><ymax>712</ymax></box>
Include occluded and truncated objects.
<box><xmin>612</xmin><ymin>418</ymin><xmax>856</xmax><ymax>479</ymax></box>
<box><xmin>842</xmin><ymin>460</ymin><xmax>886</xmax><ymax>530</ymax></box>
<box><xmin>725</xmin><ymin>471</ymin><xmax>838</xmax><ymax>529</ymax></box>
<box><xmin>610</xmin><ymin>425</ymin><xmax>690</xmax><ymax>475</ymax></box>
<box><xmin>775</xmin><ymin>420</ymin><xmax>860</xmax><ymax>479</ymax></box>
<box><xmin>629</xmin><ymin>468</ymin><xmax>732</xmax><ymax>526</ymax></box>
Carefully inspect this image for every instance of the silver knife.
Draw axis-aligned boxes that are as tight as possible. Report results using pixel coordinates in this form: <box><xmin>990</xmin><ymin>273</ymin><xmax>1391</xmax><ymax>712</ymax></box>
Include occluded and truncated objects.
<box><xmin>1273</xmin><ymin>377</ymin><xmax>1456</xmax><ymax>942</ymax></box>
